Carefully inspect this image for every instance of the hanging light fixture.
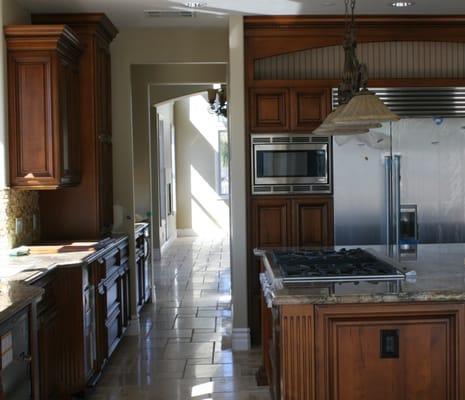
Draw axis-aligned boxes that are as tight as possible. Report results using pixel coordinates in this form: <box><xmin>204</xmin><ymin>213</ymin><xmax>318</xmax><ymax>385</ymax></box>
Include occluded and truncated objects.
<box><xmin>313</xmin><ymin>0</ymin><xmax>400</xmax><ymax>135</ymax></box>
<box><xmin>313</xmin><ymin>104</ymin><xmax>381</xmax><ymax>135</ymax></box>
<box><xmin>207</xmin><ymin>84</ymin><xmax>227</xmax><ymax>118</ymax></box>
<box><xmin>333</xmin><ymin>87</ymin><xmax>400</xmax><ymax>125</ymax></box>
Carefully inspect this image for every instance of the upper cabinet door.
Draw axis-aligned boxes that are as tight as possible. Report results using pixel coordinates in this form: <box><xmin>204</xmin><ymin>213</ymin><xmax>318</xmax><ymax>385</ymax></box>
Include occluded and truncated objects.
<box><xmin>5</xmin><ymin>25</ymin><xmax>81</xmax><ymax>189</ymax></box>
<box><xmin>291</xmin><ymin>197</ymin><xmax>334</xmax><ymax>247</ymax></box>
<box><xmin>290</xmin><ymin>88</ymin><xmax>331</xmax><ymax>132</ymax></box>
<box><xmin>250</xmin><ymin>88</ymin><xmax>289</xmax><ymax>132</ymax></box>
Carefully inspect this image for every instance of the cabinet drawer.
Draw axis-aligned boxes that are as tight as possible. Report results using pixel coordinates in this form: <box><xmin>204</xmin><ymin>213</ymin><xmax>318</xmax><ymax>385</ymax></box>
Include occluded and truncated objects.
<box><xmin>106</xmin><ymin>312</ymin><xmax>120</xmax><ymax>356</ymax></box>
<box><xmin>106</xmin><ymin>279</ymin><xmax>119</xmax><ymax>312</ymax></box>
<box><xmin>101</xmin><ymin>248</ymin><xmax>119</xmax><ymax>275</ymax></box>
<box><xmin>118</xmin><ymin>243</ymin><xmax>129</xmax><ymax>261</ymax></box>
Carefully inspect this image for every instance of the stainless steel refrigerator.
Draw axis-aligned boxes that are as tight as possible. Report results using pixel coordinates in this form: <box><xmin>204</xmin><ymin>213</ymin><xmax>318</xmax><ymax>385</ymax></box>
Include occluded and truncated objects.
<box><xmin>333</xmin><ymin>88</ymin><xmax>465</xmax><ymax>247</ymax></box>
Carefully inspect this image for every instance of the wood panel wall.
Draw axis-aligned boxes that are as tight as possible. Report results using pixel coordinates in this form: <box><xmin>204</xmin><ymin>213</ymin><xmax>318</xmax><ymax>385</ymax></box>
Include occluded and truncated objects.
<box><xmin>280</xmin><ymin>305</ymin><xmax>315</xmax><ymax>400</ymax></box>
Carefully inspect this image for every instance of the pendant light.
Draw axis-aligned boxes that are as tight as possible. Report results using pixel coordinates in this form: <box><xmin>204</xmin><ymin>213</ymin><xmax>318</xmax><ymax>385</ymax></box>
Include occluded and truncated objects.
<box><xmin>333</xmin><ymin>88</ymin><xmax>401</xmax><ymax>125</ymax></box>
<box><xmin>313</xmin><ymin>103</ymin><xmax>381</xmax><ymax>135</ymax></box>
<box><xmin>313</xmin><ymin>0</ymin><xmax>400</xmax><ymax>136</ymax></box>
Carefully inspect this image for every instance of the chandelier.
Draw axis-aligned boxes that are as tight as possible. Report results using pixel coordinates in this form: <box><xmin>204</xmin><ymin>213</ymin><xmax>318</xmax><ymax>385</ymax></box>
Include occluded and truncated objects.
<box><xmin>207</xmin><ymin>85</ymin><xmax>227</xmax><ymax>118</ymax></box>
<box><xmin>313</xmin><ymin>0</ymin><xmax>400</xmax><ymax>136</ymax></box>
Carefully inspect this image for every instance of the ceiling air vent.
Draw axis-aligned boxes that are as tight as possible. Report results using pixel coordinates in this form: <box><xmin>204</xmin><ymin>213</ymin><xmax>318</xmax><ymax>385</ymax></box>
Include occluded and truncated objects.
<box><xmin>144</xmin><ymin>10</ymin><xmax>196</xmax><ymax>18</ymax></box>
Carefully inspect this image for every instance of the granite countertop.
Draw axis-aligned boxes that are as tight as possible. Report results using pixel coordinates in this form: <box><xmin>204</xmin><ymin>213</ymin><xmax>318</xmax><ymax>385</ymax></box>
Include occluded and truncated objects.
<box><xmin>0</xmin><ymin>281</ymin><xmax>43</xmax><ymax>322</ymax></box>
<box><xmin>0</xmin><ymin>235</ymin><xmax>128</xmax><ymax>284</ymax></box>
<box><xmin>256</xmin><ymin>244</ymin><xmax>465</xmax><ymax>305</ymax></box>
<box><xmin>0</xmin><ymin>235</ymin><xmax>131</xmax><ymax>324</ymax></box>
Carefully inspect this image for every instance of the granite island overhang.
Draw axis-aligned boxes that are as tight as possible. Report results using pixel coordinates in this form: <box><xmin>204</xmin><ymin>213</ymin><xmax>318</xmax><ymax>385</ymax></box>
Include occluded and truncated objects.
<box><xmin>254</xmin><ymin>244</ymin><xmax>465</xmax><ymax>400</ymax></box>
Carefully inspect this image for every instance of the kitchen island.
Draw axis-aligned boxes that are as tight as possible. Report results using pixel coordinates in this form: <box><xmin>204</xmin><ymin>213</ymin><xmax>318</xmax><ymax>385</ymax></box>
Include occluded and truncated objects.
<box><xmin>255</xmin><ymin>244</ymin><xmax>465</xmax><ymax>400</ymax></box>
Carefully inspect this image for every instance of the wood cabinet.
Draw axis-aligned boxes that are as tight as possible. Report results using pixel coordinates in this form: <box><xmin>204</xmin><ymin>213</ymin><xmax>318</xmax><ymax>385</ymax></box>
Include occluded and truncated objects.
<box><xmin>265</xmin><ymin>302</ymin><xmax>465</xmax><ymax>400</ymax></box>
<box><xmin>252</xmin><ymin>196</ymin><xmax>333</xmax><ymax>249</ymax></box>
<box><xmin>32</xmin><ymin>238</ymin><xmax>129</xmax><ymax>397</ymax></box>
<box><xmin>33</xmin><ymin>272</ymin><xmax>60</xmax><ymax>399</ymax></box>
<box><xmin>33</xmin><ymin>14</ymin><xmax>118</xmax><ymax>239</ymax></box>
<box><xmin>315</xmin><ymin>303</ymin><xmax>465</xmax><ymax>400</ymax></box>
<box><xmin>250</xmin><ymin>196</ymin><xmax>333</xmax><ymax>343</ymax></box>
<box><xmin>135</xmin><ymin>224</ymin><xmax>152</xmax><ymax>312</ymax></box>
<box><xmin>292</xmin><ymin>197</ymin><xmax>333</xmax><ymax>247</ymax></box>
<box><xmin>249</xmin><ymin>87</ymin><xmax>330</xmax><ymax>133</ymax></box>
<box><xmin>290</xmin><ymin>88</ymin><xmax>331</xmax><ymax>131</ymax></box>
<box><xmin>5</xmin><ymin>25</ymin><xmax>82</xmax><ymax>189</ymax></box>
<box><xmin>252</xmin><ymin>198</ymin><xmax>291</xmax><ymax>248</ymax></box>
<box><xmin>95</xmin><ymin>240</ymin><xmax>130</xmax><ymax>358</ymax></box>
<box><xmin>250</xmin><ymin>88</ymin><xmax>289</xmax><ymax>132</ymax></box>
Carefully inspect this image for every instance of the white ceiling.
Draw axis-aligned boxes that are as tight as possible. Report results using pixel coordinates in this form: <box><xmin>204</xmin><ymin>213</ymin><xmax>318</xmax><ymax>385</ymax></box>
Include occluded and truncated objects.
<box><xmin>16</xmin><ymin>0</ymin><xmax>465</xmax><ymax>29</ymax></box>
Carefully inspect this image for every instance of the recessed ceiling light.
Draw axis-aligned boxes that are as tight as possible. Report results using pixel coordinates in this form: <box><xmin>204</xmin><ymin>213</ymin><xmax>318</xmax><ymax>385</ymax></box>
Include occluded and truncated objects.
<box><xmin>390</xmin><ymin>1</ymin><xmax>415</xmax><ymax>7</ymax></box>
<box><xmin>184</xmin><ymin>1</ymin><xmax>206</xmax><ymax>8</ymax></box>
<box><xmin>322</xmin><ymin>1</ymin><xmax>336</xmax><ymax>6</ymax></box>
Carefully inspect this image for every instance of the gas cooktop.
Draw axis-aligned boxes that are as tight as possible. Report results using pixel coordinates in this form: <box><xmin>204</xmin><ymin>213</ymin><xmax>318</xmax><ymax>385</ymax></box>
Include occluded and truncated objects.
<box><xmin>272</xmin><ymin>248</ymin><xmax>405</xmax><ymax>284</ymax></box>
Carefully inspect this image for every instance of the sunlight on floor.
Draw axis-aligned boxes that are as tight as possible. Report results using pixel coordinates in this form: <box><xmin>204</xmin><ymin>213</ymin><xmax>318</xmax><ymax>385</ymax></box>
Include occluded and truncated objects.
<box><xmin>191</xmin><ymin>381</ymin><xmax>214</xmax><ymax>397</ymax></box>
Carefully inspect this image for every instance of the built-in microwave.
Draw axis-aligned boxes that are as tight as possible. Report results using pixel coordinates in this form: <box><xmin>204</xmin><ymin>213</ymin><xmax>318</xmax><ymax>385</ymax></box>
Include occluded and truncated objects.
<box><xmin>251</xmin><ymin>133</ymin><xmax>332</xmax><ymax>195</ymax></box>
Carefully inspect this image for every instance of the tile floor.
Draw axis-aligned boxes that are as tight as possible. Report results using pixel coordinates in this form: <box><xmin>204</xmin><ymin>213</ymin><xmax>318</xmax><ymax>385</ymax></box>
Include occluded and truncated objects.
<box><xmin>88</xmin><ymin>236</ymin><xmax>271</xmax><ymax>400</ymax></box>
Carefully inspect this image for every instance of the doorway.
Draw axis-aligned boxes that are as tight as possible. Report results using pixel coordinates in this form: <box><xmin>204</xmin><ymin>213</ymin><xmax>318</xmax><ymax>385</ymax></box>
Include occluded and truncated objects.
<box><xmin>155</xmin><ymin>90</ymin><xmax>230</xmax><ymax>249</ymax></box>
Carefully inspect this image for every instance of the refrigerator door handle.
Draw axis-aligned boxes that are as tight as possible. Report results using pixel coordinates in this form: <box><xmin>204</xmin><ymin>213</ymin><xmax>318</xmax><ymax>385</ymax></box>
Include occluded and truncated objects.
<box><xmin>384</xmin><ymin>155</ymin><xmax>393</xmax><ymax>246</ymax></box>
<box><xmin>393</xmin><ymin>155</ymin><xmax>402</xmax><ymax>248</ymax></box>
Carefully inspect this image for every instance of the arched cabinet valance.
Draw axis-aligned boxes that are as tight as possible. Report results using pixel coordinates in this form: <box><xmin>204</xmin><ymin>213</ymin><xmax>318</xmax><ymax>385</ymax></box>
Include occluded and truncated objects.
<box><xmin>254</xmin><ymin>41</ymin><xmax>465</xmax><ymax>81</ymax></box>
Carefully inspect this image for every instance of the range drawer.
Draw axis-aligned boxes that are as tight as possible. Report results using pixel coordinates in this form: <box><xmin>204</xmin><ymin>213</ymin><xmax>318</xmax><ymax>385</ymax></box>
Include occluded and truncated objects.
<box><xmin>106</xmin><ymin>277</ymin><xmax>119</xmax><ymax>314</ymax></box>
<box><xmin>106</xmin><ymin>308</ymin><xmax>120</xmax><ymax>356</ymax></box>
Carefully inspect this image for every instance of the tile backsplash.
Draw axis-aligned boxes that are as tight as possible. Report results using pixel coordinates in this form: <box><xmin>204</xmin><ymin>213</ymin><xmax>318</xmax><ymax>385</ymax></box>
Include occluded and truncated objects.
<box><xmin>0</xmin><ymin>189</ymin><xmax>40</xmax><ymax>249</ymax></box>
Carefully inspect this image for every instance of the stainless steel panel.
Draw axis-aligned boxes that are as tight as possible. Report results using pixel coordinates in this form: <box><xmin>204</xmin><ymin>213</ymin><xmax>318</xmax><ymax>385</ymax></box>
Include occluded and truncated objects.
<box><xmin>333</xmin><ymin>127</ymin><xmax>391</xmax><ymax>245</ymax></box>
<box><xmin>334</xmin><ymin>117</ymin><xmax>465</xmax><ymax>246</ymax></box>
<box><xmin>333</xmin><ymin>87</ymin><xmax>465</xmax><ymax>117</ymax></box>
<box><xmin>392</xmin><ymin>118</ymin><xmax>465</xmax><ymax>243</ymax></box>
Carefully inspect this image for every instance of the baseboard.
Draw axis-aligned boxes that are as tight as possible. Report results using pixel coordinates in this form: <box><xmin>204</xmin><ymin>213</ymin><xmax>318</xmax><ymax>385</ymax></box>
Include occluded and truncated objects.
<box><xmin>161</xmin><ymin>232</ymin><xmax>177</xmax><ymax>254</ymax></box>
<box><xmin>177</xmin><ymin>228</ymin><xmax>197</xmax><ymax>237</ymax></box>
<box><xmin>232</xmin><ymin>328</ymin><xmax>251</xmax><ymax>351</ymax></box>
<box><xmin>125</xmin><ymin>317</ymin><xmax>141</xmax><ymax>336</ymax></box>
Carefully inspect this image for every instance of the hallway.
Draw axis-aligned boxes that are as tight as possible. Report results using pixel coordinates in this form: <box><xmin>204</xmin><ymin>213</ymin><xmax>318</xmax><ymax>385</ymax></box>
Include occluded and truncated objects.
<box><xmin>89</xmin><ymin>236</ymin><xmax>271</xmax><ymax>399</ymax></box>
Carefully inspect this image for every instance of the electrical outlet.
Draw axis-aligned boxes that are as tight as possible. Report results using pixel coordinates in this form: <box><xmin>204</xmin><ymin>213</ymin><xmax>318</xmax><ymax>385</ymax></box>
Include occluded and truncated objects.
<box><xmin>15</xmin><ymin>218</ymin><xmax>23</xmax><ymax>235</ymax></box>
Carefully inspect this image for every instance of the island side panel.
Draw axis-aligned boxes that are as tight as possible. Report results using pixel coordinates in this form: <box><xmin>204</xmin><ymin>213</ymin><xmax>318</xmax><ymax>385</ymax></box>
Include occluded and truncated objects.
<box><xmin>315</xmin><ymin>303</ymin><xmax>465</xmax><ymax>400</ymax></box>
<box><xmin>280</xmin><ymin>304</ymin><xmax>315</xmax><ymax>400</ymax></box>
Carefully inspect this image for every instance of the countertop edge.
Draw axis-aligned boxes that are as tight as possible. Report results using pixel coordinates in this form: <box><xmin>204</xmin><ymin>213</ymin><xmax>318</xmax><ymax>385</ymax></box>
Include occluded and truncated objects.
<box><xmin>0</xmin><ymin>283</ymin><xmax>43</xmax><ymax>323</ymax></box>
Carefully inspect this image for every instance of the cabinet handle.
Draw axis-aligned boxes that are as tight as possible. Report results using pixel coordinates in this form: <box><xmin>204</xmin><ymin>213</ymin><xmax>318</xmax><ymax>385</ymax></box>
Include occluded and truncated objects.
<box><xmin>18</xmin><ymin>352</ymin><xmax>32</xmax><ymax>363</ymax></box>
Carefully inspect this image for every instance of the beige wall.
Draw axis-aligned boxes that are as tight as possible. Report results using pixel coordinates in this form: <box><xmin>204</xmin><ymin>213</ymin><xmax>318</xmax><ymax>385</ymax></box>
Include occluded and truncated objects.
<box><xmin>174</xmin><ymin>94</ymin><xmax>229</xmax><ymax>234</ymax></box>
<box><xmin>112</xmin><ymin>27</ymin><xmax>229</xmax><ymax>232</ymax></box>
<box><xmin>228</xmin><ymin>16</ymin><xmax>249</xmax><ymax>349</ymax></box>
<box><xmin>154</xmin><ymin>101</ymin><xmax>176</xmax><ymax>245</ymax></box>
<box><xmin>149</xmin><ymin>85</ymin><xmax>213</xmax><ymax>250</ymax></box>
<box><xmin>0</xmin><ymin>0</ymin><xmax>39</xmax><ymax>250</ymax></box>
<box><xmin>131</xmin><ymin>64</ymin><xmax>227</xmax><ymax>219</ymax></box>
<box><xmin>111</xmin><ymin>27</ymin><xmax>228</xmax><ymax>317</ymax></box>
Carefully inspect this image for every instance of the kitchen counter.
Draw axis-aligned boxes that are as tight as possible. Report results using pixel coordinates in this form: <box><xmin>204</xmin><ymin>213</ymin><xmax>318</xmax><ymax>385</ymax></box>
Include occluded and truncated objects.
<box><xmin>0</xmin><ymin>236</ymin><xmax>128</xmax><ymax>284</ymax></box>
<box><xmin>0</xmin><ymin>280</ymin><xmax>43</xmax><ymax>323</ymax></box>
<box><xmin>256</xmin><ymin>243</ymin><xmax>465</xmax><ymax>305</ymax></box>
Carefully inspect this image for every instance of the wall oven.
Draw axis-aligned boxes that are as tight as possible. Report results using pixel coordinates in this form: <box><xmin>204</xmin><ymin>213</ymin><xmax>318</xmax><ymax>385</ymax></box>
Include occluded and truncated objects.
<box><xmin>251</xmin><ymin>134</ymin><xmax>332</xmax><ymax>195</ymax></box>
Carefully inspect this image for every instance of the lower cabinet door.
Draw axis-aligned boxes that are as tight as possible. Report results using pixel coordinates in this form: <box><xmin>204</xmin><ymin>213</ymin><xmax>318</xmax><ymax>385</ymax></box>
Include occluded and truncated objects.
<box><xmin>291</xmin><ymin>197</ymin><xmax>333</xmax><ymax>247</ymax></box>
<box><xmin>38</xmin><ymin>313</ymin><xmax>58</xmax><ymax>399</ymax></box>
<box><xmin>315</xmin><ymin>303</ymin><xmax>465</xmax><ymax>400</ymax></box>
